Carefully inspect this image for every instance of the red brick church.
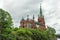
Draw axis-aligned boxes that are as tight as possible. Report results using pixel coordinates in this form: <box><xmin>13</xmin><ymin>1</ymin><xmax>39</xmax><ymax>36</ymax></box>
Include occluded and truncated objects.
<box><xmin>19</xmin><ymin>5</ymin><xmax>46</xmax><ymax>30</ymax></box>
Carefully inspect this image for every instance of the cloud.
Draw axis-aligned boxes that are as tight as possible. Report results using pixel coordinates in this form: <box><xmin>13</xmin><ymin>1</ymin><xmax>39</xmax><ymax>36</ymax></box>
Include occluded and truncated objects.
<box><xmin>0</xmin><ymin>0</ymin><xmax>3</xmax><ymax>8</ymax></box>
<box><xmin>3</xmin><ymin>0</ymin><xmax>41</xmax><ymax>25</ymax></box>
<box><xmin>0</xmin><ymin>0</ymin><xmax>60</xmax><ymax>34</ymax></box>
<box><xmin>42</xmin><ymin>0</ymin><xmax>60</xmax><ymax>34</ymax></box>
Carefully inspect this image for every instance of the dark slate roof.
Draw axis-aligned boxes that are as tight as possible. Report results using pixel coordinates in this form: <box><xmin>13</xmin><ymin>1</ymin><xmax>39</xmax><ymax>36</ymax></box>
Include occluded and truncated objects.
<box><xmin>34</xmin><ymin>21</ymin><xmax>44</xmax><ymax>26</ymax></box>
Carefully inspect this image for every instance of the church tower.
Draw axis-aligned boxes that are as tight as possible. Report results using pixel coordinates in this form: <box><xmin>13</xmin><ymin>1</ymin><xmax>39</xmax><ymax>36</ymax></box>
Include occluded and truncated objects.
<box><xmin>38</xmin><ymin>4</ymin><xmax>46</xmax><ymax>30</ymax></box>
<box><xmin>20</xmin><ymin>16</ymin><xmax>25</xmax><ymax>28</ymax></box>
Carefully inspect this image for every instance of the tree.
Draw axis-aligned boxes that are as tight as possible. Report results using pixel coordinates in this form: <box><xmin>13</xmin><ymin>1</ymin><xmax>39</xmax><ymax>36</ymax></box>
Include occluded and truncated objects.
<box><xmin>0</xmin><ymin>9</ymin><xmax>13</xmax><ymax>40</ymax></box>
<box><xmin>0</xmin><ymin>9</ymin><xmax>12</xmax><ymax>28</ymax></box>
<box><xmin>46</xmin><ymin>26</ymin><xmax>56</xmax><ymax>40</ymax></box>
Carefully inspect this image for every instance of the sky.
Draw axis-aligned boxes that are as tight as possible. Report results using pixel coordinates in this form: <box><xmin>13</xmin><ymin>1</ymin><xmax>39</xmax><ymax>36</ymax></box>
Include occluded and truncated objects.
<box><xmin>0</xmin><ymin>0</ymin><xmax>60</xmax><ymax>34</ymax></box>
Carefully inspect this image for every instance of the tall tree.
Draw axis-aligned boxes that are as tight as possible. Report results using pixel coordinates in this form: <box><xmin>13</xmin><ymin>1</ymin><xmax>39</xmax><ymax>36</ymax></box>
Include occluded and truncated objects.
<box><xmin>0</xmin><ymin>9</ymin><xmax>13</xmax><ymax>40</ymax></box>
<box><xmin>0</xmin><ymin>9</ymin><xmax>12</xmax><ymax>28</ymax></box>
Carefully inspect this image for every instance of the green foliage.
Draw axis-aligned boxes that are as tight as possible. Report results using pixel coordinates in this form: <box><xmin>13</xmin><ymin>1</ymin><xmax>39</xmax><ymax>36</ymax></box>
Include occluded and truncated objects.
<box><xmin>46</xmin><ymin>26</ymin><xmax>56</xmax><ymax>40</ymax></box>
<box><xmin>0</xmin><ymin>9</ymin><xmax>12</xmax><ymax>28</ymax></box>
<box><xmin>0</xmin><ymin>9</ymin><xmax>56</xmax><ymax>40</ymax></box>
<box><xmin>0</xmin><ymin>9</ymin><xmax>13</xmax><ymax>40</ymax></box>
<box><xmin>1</xmin><ymin>27</ymin><xmax>56</xmax><ymax>40</ymax></box>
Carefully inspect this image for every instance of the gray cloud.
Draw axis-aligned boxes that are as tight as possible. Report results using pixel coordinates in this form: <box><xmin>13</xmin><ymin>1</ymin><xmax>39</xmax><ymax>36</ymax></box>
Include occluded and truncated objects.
<box><xmin>0</xmin><ymin>0</ymin><xmax>60</xmax><ymax>34</ymax></box>
<box><xmin>3</xmin><ymin>0</ymin><xmax>41</xmax><ymax>24</ymax></box>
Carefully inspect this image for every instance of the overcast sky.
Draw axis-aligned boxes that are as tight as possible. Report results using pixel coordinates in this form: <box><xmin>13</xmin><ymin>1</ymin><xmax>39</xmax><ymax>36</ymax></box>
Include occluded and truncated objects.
<box><xmin>0</xmin><ymin>0</ymin><xmax>60</xmax><ymax>34</ymax></box>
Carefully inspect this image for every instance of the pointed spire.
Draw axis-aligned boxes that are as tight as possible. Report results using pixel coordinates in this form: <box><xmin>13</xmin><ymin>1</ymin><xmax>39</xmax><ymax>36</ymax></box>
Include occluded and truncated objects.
<box><xmin>40</xmin><ymin>4</ymin><xmax>43</xmax><ymax>17</ymax></box>
<box><xmin>38</xmin><ymin>15</ymin><xmax>39</xmax><ymax>17</ymax></box>
<box><xmin>33</xmin><ymin>15</ymin><xmax>34</xmax><ymax>20</ymax></box>
<box><xmin>27</xmin><ymin>15</ymin><xmax>29</xmax><ymax>18</ymax></box>
<box><xmin>22</xmin><ymin>16</ymin><xmax>24</xmax><ymax>20</ymax></box>
<box><xmin>27</xmin><ymin>15</ymin><xmax>29</xmax><ymax>20</ymax></box>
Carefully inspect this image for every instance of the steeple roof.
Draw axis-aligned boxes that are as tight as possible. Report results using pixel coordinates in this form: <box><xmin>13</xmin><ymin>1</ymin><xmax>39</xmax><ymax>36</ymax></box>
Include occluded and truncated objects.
<box><xmin>39</xmin><ymin>4</ymin><xmax>43</xmax><ymax>17</ymax></box>
<box><xmin>33</xmin><ymin>15</ymin><xmax>34</xmax><ymax>19</ymax></box>
<box><xmin>21</xmin><ymin>16</ymin><xmax>24</xmax><ymax>20</ymax></box>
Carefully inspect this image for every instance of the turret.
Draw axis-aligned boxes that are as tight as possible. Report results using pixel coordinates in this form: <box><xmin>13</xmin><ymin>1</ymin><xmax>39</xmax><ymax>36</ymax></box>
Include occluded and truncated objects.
<box><xmin>27</xmin><ymin>15</ymin><xmax>29</xmax><ymax>21</ymax></box>
<box><xmin>22</xmin><ymin>16</ymin><xmax>24</xmax><ymax>21</ymax></box>
<box><xmin>20</xmin><ymin>16</ymin><xmax>25</xmax><ymax>28</ymax></box>
<box><xmin>32</xmin><ymin>15</ymin><xmax>35</xmax><ymax>22</ymax></box>
<box><xmin>38</xmin><ymin>5</ymin><xmax>43</xmax><ymax>22</ymax></box>
<box><xmin>40</xmin><ymin>5</ymin><xmax>43</xmax><ymax>17</ymax></box>
<box><xmin>38</xmin><ymin>4</ymin><xmax>46</xmax><ymax>30</ymax></box>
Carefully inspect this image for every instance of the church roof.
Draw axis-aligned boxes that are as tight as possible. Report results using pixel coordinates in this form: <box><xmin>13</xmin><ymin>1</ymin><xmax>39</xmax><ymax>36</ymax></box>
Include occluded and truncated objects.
<box><xmin>34</xmin><ymin>21</ymin><xmax>44</xmax><ymax>26</ymax></box>
<box><xmin>39</xmin><ymin>4</ymin><xmax>44</xmax><ymax>17</ymax></box>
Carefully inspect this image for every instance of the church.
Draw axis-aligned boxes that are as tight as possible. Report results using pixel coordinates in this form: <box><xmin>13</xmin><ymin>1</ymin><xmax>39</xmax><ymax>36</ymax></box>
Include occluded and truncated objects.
<box><xmin>19</xmin><ymin>5</ymin><xmax>46</xmax><ymax>30</ymax></box>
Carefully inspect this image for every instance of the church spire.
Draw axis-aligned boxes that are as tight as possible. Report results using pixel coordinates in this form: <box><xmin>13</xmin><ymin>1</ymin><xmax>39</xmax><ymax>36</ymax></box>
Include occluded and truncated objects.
<box><xmin>27</xmin><ymin>15</ymin><xmax>29</xmax><ymax>20</ymax></box>
<box><xmin>33</xmin><ymin>15</ymin><xmax>34</xmax><ymax>20</ymax></box>
<box><xmin>22</xmin><ymin>16</ymin><xmax>24</xmax><ymax>20</ymax></box>
<box><xmin>40</xmin><ymin>4</ymin><xmax>43</xmax><ymax>17</ymax></box>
